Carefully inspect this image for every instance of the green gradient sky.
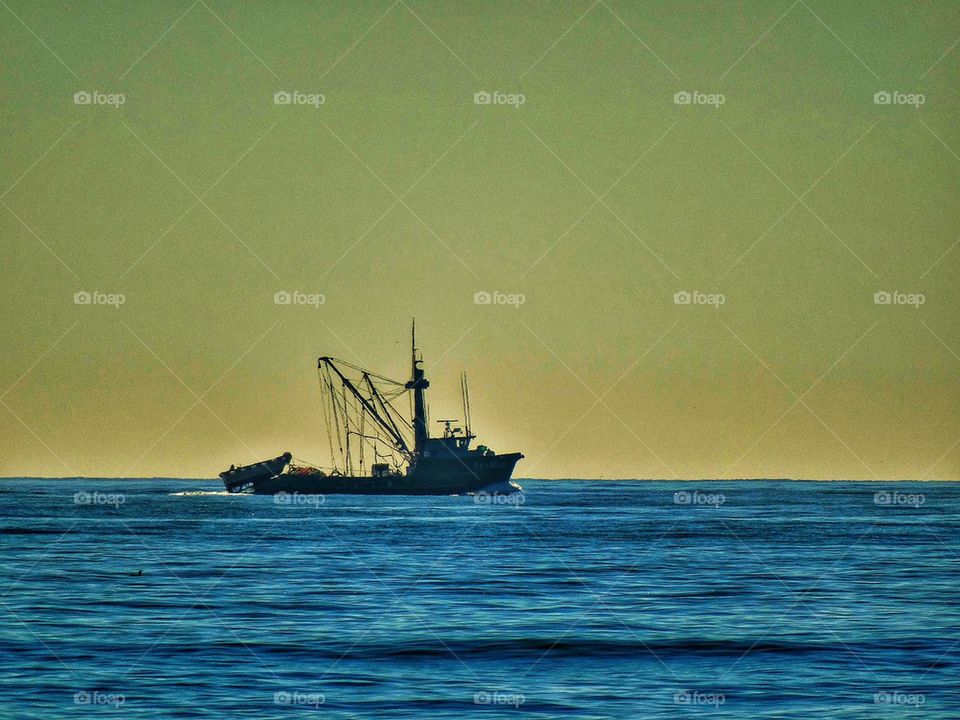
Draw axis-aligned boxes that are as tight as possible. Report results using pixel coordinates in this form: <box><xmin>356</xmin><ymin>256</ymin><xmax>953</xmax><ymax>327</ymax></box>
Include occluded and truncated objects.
<box><xmin>1</xmin><ymin>0</ymin><xmax>958</xmax><ymax>479</ymax></box>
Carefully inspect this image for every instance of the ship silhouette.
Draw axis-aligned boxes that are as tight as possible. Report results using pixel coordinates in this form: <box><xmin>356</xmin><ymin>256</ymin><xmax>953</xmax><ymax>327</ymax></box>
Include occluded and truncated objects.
<box><xmin>220</xmin><ymin>322</ymin><xmax>523</xmax><ymax>495</ymax></box>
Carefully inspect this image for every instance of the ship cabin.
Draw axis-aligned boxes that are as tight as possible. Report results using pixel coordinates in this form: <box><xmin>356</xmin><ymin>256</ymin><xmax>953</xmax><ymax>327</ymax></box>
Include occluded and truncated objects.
<box><xmin>421</xmin><ymin>419</ymin><xmax>490</xmax><ymax>458</ymax></box>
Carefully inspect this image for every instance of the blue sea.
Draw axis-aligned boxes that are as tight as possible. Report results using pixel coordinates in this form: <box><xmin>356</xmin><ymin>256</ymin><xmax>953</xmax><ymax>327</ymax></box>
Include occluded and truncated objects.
<box><xmin>0</xmin><ymin>479</ymin><xmax>957</xmax><ymax>718</ymax></box>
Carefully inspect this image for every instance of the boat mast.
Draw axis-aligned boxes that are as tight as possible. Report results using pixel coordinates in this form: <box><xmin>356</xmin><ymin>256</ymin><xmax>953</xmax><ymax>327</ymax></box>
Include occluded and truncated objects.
<box><xmin>405</xmin><ymin>319</ymin><xmax>430</xmax><ymax>455</ymax></box>
<box><xmin>461</xmin><ymin>372</ymin><xmax>473</xmax><ymax>438</ymax></box>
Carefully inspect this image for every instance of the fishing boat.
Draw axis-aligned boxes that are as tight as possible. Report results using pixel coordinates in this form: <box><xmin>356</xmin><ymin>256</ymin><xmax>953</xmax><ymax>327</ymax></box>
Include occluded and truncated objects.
<box><xmin>220</xmin><ymin>323</ymin><xmax>523</xmax><ymax>495</ymax></box>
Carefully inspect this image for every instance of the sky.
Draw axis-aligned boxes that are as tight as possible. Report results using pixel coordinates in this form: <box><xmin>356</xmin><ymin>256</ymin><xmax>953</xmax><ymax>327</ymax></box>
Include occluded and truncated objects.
<box><xmin>1</xmin><ymin>0</ymin><xmax>958</xmax><ymax>480</ymax></box>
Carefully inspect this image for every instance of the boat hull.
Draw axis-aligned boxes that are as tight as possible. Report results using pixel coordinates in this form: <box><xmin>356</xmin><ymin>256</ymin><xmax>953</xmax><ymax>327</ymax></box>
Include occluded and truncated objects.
<box><xmin>249</xmin><ymin>452</ymin><xmax>523</xmax><ymax>495</ymax></box>
<box><xmin>219</xmin><ymin>452</ymin><xmax>292</xmax><ymax>493</ymax></box>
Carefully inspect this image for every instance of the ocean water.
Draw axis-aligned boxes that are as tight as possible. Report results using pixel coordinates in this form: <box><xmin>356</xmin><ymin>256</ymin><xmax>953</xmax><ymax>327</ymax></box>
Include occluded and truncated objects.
<box><xmin>0</xmin><ymin>479</ymin><xmax>957</xmax><ymax>718</ymax></box>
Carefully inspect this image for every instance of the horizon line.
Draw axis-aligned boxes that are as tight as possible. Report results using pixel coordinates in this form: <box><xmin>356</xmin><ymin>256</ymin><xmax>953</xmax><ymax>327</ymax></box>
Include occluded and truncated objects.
<box><xmin>0</xmin><ymin>476</ymin><xmax>956</xmax><ymax>483</ymax></box>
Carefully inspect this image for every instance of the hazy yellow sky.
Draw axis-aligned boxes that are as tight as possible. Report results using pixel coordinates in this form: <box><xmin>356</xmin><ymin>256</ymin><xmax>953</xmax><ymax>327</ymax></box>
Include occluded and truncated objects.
<box><xmin>1</xmin><ymin>1</ymin><xmax>957</xmax><ymax>479</ymax></box>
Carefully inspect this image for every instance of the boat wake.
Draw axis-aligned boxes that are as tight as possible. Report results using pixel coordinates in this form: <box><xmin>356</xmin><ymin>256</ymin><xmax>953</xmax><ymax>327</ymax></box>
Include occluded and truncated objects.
<box><xmin>169</xmin><ymin>490</ymin><xmax>236</xmax><ymax>497</ymax></box>
<box><xmin>472</xmin><ymin>480</ymin><xmax>523</xmax><ymax>495</ymax></box>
